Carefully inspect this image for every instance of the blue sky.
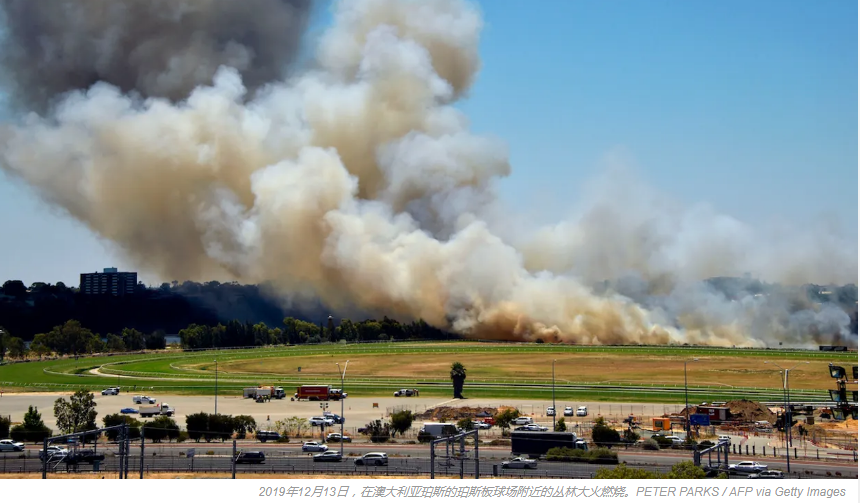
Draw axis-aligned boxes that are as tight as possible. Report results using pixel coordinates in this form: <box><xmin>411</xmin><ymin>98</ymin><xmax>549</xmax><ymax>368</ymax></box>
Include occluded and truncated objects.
<box><xmin>0</xmin><ymin>0</ymin><xmax>856</xmax><ymax>287</ymax></box>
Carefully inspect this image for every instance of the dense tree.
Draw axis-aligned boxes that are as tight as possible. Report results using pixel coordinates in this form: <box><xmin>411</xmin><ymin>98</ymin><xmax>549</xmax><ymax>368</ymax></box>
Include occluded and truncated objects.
<box><xmin>10</xmin><ymin>406</ymin><xmax>52</xmax><ymax>442</ymax></box>
<box><xmin>362</xmin><ymin>419</ymin><xmax>391</xmax><ymax>443</ymax></box>
<box><xmin>102</xmin><ymin>413</ymin><xmax>141</xmax><ymax>440</ymax></box>
<box><xmin>591</xmin><ymin>416</ymin><xmax>621</xmax><ymax>447</ymax></box>
<box><xmin>54</xmin><ymin>389</ymin><xmax>98</xmax><ymax>434</ymax></box>
<box><xmin>233</xmin><ymin>415</ymin><xmax>257</xmax><ymax>438</ymax></box>
<box><xmin>0</xmin><ymin>326</ymin><xmax>7</xmax><ymax>361</ymax></box>
<box><xmin>5</xmin><ymin>336</ymin><xmax>27</xmax><ymax>358</ymax></box>
<box><xmin>389</xmin><ymin>410</ymin><xmax>414</xmax><ymax>437</ymax></box>
<box><xmin>0</xmin><ymin>415</ymin><xmax>9</xmax><ymax>438</ymax></box>
<box><xmin>143</xmin><ymin>416</ymin><xmax>180</xmax><ymax>443</ymax></box>
<box><xmin>450</xmin><ymin>362</ymin><xmax>467</xmax><ymax>399</ymax></box>
<box><xmin>106</xmin><ymin>334</ymin><xmax>126</xmax><ymax>352</ymax></box>
<box><xmin>34</xmin><ymin>320</ymin><xmax>103</xmax><ymax>356</ymax></box>
<box><xmin>185</xmin><ymin>412</ymin><xmax>209</xmax><ymax>442</ymax></box>
<box><xmin>493</xmin><ymin>408</ymin><xmax>520</xmax><ymax>434</ymax></box>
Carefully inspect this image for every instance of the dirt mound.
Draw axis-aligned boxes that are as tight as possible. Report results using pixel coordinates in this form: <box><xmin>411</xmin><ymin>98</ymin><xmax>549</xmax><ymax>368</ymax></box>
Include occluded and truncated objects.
<box><xmin>805</xmin><ymin>418</ymin><xmax>858</xmax><ymax>435</ymax></box>
<box><xmin>416</xmin><ymin>406</ymin><xmax>508</xmax><ymax>421</ymax></box>
<box><xmin>725</xmin><ymin>400</ymin><xmax>776</xmax><ymax>423</ymax></box>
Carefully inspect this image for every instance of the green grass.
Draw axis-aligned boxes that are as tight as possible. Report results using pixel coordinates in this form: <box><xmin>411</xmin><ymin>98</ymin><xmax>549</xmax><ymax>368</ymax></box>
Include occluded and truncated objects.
<box><xmin>0</xmin><ymin>341</ymin><xmax>854</xmax><ymax>403</ymax></box>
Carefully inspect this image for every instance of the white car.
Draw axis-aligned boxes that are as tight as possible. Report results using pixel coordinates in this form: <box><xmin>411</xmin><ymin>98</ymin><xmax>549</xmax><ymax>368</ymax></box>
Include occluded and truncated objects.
<box><xmin>471</xmin><ymin>421</ymin><xmax>491</xmax><ymax>430</ymax></box>
<box><xmin>354</xmin><ymin>452</ymin><xmax>388</xmax><ymax>466</ymax></box>
<box><xmin>39</xmin><ymin>446</ymin><xmax>69</xmax><ymax>460</ymax></box>
<box><xmin>502</xmin><ymin>457</ymin><xmax>537</xmax><ymax>469</ymax></box>
<box><xmin>717</xmin><ymin>435</ymin><xmax>731</xmax><ymax>443</ymax></box>
<box><xmin>729</xmin><ymin>461</ymin><xmax>768</xmax><ymax>474</ymax></box>
<box><xmin>512</xmin><ymin>417</ymin><xmax>534</xmax><ymax>425</ymax></box>
<box><xmin>749</xmin><ymin>470</ymin><xmax>784</xmax><ymax>479</ymax></box>
<box><xmin>546</xmin><ymin>406</ymin><xmax>555</xmax><ymax>416</ymax></box>
<box><xmin>563</xmin><ymin>406</ymin><xmax>574</xmax><ymax>417</ymax></box>
<box><xmin>576</xmin><ymin>406</ymin><xmax>588</xmax><ymax>416</ymax></box>
<box><xmin>101</xmin><ymin>388</ymin><xmax>119</xmax><ymax>395</ymax></box>
<box><xmin>133</xmin><ymin>395</ymin><xmax>156</xmax><ymax>404</ymax></box>
<box><xmin>301</xmin><ymin>442</ymin><xmax>329</xmax><ymax>453</ymax></box>
<box><xmin>309</xmin><ymin>416</ymin><xmax>335</xmax><ymax>427</ymax></box>
<box><xmin>516</xmin><ymin>424</ymin><xmax>549</xmax><ymax>432</ymax></box>
<box><xmin>0</xmin><ymin>439</ymin><xmax>24</xmax><ymax>452</ymax></box>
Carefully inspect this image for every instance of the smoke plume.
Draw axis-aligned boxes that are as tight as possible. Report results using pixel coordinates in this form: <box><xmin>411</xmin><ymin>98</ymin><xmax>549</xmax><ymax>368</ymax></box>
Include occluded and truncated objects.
<box><xmin>0</xmin><ymin>0</ymin><xmax>855</xmax><ymax>348</ymax></box>
<box><xmin>0</xmin><ymin>0</ymin><xmax>312</xmax><ymax>113</ymax></box>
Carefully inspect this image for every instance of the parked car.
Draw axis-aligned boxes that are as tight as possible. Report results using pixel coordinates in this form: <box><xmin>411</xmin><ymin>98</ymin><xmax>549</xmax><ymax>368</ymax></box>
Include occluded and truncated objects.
<box><xmin>729</xmin><ymin>461</ymin><xmax>768</xmax><ymax>474</ymax></box>
<box><xmin>309</xmin><ymin>416</ymin><xmax>335</xmax><ymax>427</ymax></box>
<box><xmin>749</xmin><ymin>470</ymin><xmax>784</xmax><ymax>479</ymax></box>
<box><xmin>256</xmin><ymin>431</ymin><xmax>282</xmax><ymax>442</ymax></box>
<box><xmin>39</xmin><ymin>446</ymin><xmax>69</xmax><ymax>461</ymax></box>
<box><xmin>313</xmin><ymin>450</ymin><xmax>343</xmax><ymax>462</ymax></box>
<box><xmin>354</xmin><ymin>452</ymin><xmax>388</xmax><ymax>466</ymax></box>
<box><xmin>563</xmin><ymin>406</ymin><xmax>574</xmax><ymax>417</ymax></box>
<box><xmin>120</xmin><ymin>408</ymin><xmax>138</xmax><ymax>414</ymax></box>
<box><xmin>471</xmin><ymin>421</ymin><xmax>491</xmax><ymax>430</ymax></box>
<box><xmin>0</xmin><ymin>439</ymin><xmax>24</xmax><ymax>452</ymax></box>
<box><xmin>132</xmin><ymin>395</ymin><xmax>156</xmax><ymax>404</ymax></box>
<box><xmin>236</xmin><ymin>451</ymin><xmax>266</xmax><ymax>464</ymax></box>
<box><xmin>323</xmin><ymin>412</ymin><xmax>345</xmax><ymax>424</ymax></box>
<box><xmin>302</xmin><ymin>442</ymin><xmax>328</xmax><ymax>453</ymax></box>
<box><xmin>546</xmin><ymin>406</ymin><xmax>555</xmax><ymax>416</ymax></box>
<box><xmin>393</xmin><ymin>388</ymin><xmax>419</xmax><ymax>397</ymax></box>
<box><xmin>512</xmin><ymin>417</ymin><xmax>534</xmax><ymax>425</ymax></box>
<box><xmin>101</xmin><ymin>387</ymin><xmax>119</xmax><ymax>396</ymax></box>
<box><xmin>502</xmin><ymin>457</ymin><xmax>538</xmax><ymax>469</ymax></box>
<box><xmin>326</xmin><ymin>433</ymin><xmax>352</xmax><ymax>443</ymax></box>
<box><xmin>717</xmin><ymin>435</ymin><xmax>731</xmax><ymax>443</ymax></box>
<box><xmin>576</xmin><ymin>406</ymin><xmax>588</xmax><ymax>417</ymax></box>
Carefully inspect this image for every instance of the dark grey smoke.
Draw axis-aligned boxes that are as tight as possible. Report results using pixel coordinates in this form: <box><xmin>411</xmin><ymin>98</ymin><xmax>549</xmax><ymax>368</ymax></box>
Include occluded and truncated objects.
<box><xmin>0</xmin><ymin>0</ymin><xmax>313</xmax><ymax>112</ymax></box>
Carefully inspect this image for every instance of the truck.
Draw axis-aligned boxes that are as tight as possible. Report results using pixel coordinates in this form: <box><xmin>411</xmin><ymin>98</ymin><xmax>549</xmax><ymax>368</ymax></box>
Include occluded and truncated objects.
<box><xmin>419</xmin><ymin>422</ymin><xmax>459</xmax><ymax>438</ymax></box>
<box><xmin>293</xmin><ymin>385</ymin><xmax>347</xmax><ymax>401</ymax></box>
<box><xmin>511</xmin><ymin>431</ymin><xmax>587</xmax><ymax>458</ymax></box>
<box><xmin>243</xmin><ymin>386</ymin><xmax>286</xmax><ymax>400</ymax></box>
<box><xmin>139</xmin><ymin>403</ymin><xmax>175</xmax><ymax>418</ymax></box>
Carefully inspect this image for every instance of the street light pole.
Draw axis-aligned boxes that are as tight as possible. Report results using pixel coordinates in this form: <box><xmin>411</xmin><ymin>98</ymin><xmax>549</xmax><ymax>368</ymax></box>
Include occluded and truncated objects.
<box><xmin>684</xmin><ymin>358</ymin><xmax>699</xmax><ymax>439</ymax></box>
<box><xmin>214</xmin><ymin>359</ymin><xmax>218</xmax><ymax>415</ymax></box>
<box><xmin>764</xmin><ymin>361</ymin><xmax>809</xmax><ymax>476</ymax></box>
<box><xmin>336</xmin><ymin>361</ymin><xmax>350</xmax><ymax>455</ymax></box>
<box><xmin>552</xmin><ymin>359</ymin><xmax>557</xmax><ymax>431</ymax></box>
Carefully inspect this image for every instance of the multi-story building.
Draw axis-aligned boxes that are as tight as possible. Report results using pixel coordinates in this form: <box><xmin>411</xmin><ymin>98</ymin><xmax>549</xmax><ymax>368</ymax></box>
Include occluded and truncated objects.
<box><xmin>80</xmin><ymin>267</ymin><xmax>137</xmax><ymax>296</ymax></box>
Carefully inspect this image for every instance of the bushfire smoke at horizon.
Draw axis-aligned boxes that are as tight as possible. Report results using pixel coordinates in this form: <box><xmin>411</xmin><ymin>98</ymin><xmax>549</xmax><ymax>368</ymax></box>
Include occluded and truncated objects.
<box><xmin>0</xmin><ymin>0</ymin><xmax>856</xmax><ymax>348</ymax></box>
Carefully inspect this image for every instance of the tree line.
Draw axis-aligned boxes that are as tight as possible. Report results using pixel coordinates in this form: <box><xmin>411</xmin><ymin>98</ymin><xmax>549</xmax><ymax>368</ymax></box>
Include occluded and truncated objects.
<box><xmin>0</xmin><ymin>320</ymin><xmax>167</xmax><ymax>360</ymax></box>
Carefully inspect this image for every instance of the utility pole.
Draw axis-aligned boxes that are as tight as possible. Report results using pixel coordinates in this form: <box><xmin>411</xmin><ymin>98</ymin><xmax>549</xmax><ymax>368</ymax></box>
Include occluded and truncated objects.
<box><xmin>684</xmin><ymin>358</ymin><xmax>699</xmax><ymax>439</ymax></box>
<box><xmin>336</xmin><ymin>361</ymin><xmax>350</xmax><ymax>455</ymax></box>
<box><xmin>765</xmin><ymin>361</ymin><xmax>809</xmax><ymax>476</ymax></box>
<box><xmin>552</xmin><ymin>359</ymin><xmax>557</xmax><ymax>431</ymax></box>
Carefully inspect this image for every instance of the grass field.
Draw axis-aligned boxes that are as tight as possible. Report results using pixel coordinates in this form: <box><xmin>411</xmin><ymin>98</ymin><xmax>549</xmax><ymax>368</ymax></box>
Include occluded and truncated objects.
<box><xmin>0</xmin><ymin>341</ymin><xmax>855</xmax><ymax>403</ymax></box>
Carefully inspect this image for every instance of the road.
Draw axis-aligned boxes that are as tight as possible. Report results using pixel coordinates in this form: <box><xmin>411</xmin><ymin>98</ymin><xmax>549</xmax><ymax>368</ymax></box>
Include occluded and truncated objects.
<box><xmin>1</xmin><ymin>442</ymin><xmax>855</xmax><ymax>479</ymax></box>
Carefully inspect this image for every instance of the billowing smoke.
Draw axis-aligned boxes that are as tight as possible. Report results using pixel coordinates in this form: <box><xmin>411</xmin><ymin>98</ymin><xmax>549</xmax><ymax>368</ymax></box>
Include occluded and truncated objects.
<box><xmin>0</xmin><ymin>0</ymin><xmax>312</xmax><ymax>113</ymax></box>
<box><xmin>0</xmin><ymin>0</ymin><xmax>855</xmax><ymax>348</ymax></box>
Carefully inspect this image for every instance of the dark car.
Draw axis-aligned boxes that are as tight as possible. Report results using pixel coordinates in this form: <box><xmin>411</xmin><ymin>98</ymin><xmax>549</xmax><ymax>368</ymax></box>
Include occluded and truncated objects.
<box><xmin>67</xmin><ymin>450</ymin><xmax>106</xmax><ymax>464</ymax></box>
<box><xmin>256</xmin><ymin>431</ymin><xmax>281</xmax><ymax>443</ymax></box>
<box><xmin>236</xmin><ymin>451</ymin><xmax>266</xmax><ymax>464</ymax></box>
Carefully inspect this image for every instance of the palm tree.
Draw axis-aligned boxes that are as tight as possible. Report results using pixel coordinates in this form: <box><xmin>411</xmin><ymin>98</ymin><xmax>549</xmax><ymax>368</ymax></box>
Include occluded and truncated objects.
<box><xmin>450</xmin><ymin>362</ymin><xmax>467</xmax><ymax>399</ymax></box>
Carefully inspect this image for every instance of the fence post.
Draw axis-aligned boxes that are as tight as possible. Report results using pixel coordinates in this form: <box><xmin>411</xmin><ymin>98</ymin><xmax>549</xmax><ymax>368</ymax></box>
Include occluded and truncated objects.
<box><xmin>232</xmin><ymin>440</ymin><xmax>237</xmax><ymax>479</ymax></box>
<box><xmin>41</xmin><ymin>437</ymin><xmax>48</xmax><ymax>479</ymax></box>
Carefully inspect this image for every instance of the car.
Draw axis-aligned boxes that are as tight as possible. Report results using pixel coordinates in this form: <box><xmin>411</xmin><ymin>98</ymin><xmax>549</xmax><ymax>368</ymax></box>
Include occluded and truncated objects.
<box><xmin>512</xmin><ymin>417</ymin><xmax>534</xmax><ymax>425</ymax></box>
<box><xmin>663</xmin><ymin>435</ymin><xmax>683</xmax><ymax>446</ymax></box>
<box><xmin>132</xmin><ymin>395</ymin><xmax>156</xmax><ymax>404</ymax></box>
<box><xmin>301</xmin><ymin>442</ymin><xmax>328</xmax><ymax>453</ymax></box>
<box><xmin>326</xmin><ymin>433</ymin><xmax>352</xmax><ymax>443</ymax></box>
<box><xmin>313</xmin><ymin>450</ymin><xmax>343</xmax><ymax>462</ymax></box>
<box><xmin>256</xmin><ymin>430</ymin><xmax>282</xmax><ymax>442</ymax></box>
<box><xmin>101</xmin><ymin>388</ymin><xmax>119</xmax><ymax>395</ymax></box>
<box><xmin>546</xmin><ymin>406</ymin><xmax>556</xmax><ymax>416</ymax></box>
<box><xmin>120</xmin><ymin>408</ymin><xmax>138</xmax><ymax>414</ymax></box>
<box><xmin>471</xmin><ymin>421</ymin><xmax>491</xmax><ymax>430</ymax></box>
<box><xmin>67</xmin><ymin>449</ymin><xmax>106</xmax><ymax>464</ymax></box>
<box><xmin>502</xmin><ymin>457</ymin><xmax>538</xmax><ymax>469</ymax></box>
<box><xmin>515</xmin><ymin>424</ymin><xmax>549</xmax><ymax>432</ymax></box>
<box><xmin>236</xmin><ymin>451</ymin><xmax>266</xmax><ymax>464</ymax></box>
<box><xmin>39</xmin><ymin>446</ymin><xmax>69</xmax><ymax>461</ymax></box>
<box><xmin>323</xmin><ymin>412</ymin><xmax>345</xmax><ymax>424</ymax></box>
<box><xmin>309</xmin><ymin>416</ymin><xmax>335</xmax><ymax>427</ymax></box>
<box><xmin>563</xmin><ymin>406</ymin><xmax>574</xmax><ymax>417</ymax></box>
<box><xmin>0</xmin><ymin>439</ymin><xmax>24</xmax><ymax>452</ymax></box>
<box><xmin>354</xmin><ymin>452</ymin><xmax>388</xmax><ymax>466</ymax></box>
<box><xmin>576</xmin><ymin>406</ymin><xmax>588</xmax><ymax>417</ymax></box>
<box><xmin>749</xmin><ymin>470</ymin><xmax>784</xmax><ymax>479</ymax></box>
<box><xmin>729</xmin><ymin>461</ymin><xmax>768</xmax><ymax>474</ymax></box>
<box><xmin>393</xmin><ymin>388</ymin><xmax>419</xmax><ymax>397</ymax></box>
<box><xmin>717</xmin><ymin>435</ymin><xmax>731</xmax><ymax>443</ymax></box>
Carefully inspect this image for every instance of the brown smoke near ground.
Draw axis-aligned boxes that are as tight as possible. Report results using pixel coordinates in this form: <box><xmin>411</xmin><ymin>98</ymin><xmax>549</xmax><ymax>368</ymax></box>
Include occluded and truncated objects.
<box><xmin>0</xmin><ymin>0</ymin><xmax>855</xmax><ymax>348</ymax></box>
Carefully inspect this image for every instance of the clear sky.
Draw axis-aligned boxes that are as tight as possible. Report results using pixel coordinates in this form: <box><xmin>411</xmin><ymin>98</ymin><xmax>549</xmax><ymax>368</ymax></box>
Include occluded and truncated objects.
<box><xmin>0</xmin><ymin>0</ymin><xmax>856</xmax><ymax>287</ymax></box>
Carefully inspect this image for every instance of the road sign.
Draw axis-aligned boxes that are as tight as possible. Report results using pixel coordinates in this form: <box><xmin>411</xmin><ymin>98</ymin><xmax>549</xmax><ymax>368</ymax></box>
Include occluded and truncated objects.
<box><xmin>186</xmin><ymin>449</ymin><xmax>195</xmax><ymax>458</ymax></box>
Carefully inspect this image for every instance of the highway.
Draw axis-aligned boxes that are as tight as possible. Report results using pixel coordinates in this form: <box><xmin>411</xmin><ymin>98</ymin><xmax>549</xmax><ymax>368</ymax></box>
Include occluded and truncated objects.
<box><xmin>2</xmin><ymin>443</ymin><xmax>855</xmax><ymax>479</ymax></box>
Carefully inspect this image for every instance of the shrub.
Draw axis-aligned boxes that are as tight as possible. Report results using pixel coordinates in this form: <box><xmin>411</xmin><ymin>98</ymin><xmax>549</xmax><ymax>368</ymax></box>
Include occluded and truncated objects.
<box><xmin>545</xmin><ymin>447</ymin><xmax>618</xmax><ymax>464</ymax></box>
<box><xmin>488</xmin><ymin>439</ymin><xmax>511</xmax><ymax>446</ymax></box>
<box><xmin>176</xmin><ymin>431</ymin><xmax>189</xmax><ymax>443</ymax></box>
<box><xmin>0</xmin><ymin>416</ymin><xmax>10</xmax><ymax>438</ymax></box>
<box><xmin>653</xmin><ymin>436</ymin><xmax>674</xmax><ymax>449</ymax></box>
<box><xmin>642</xmin><ymin>439</ymin><xmax>660</xmax><ymax>450</ymax></box>
<box><xmin>697</xmin><ymin>440</ymin><xmax>714</xmax><ymax>450</ymax></box>
<box><xmin>591</xmin><ymin>417</ymin><xmax>621</xmax><ymax>447</ymax></box>
<box><xmin>276</xmin><ymin>435</ymin><xmax>290</xmax><ymax>443</ymax></box>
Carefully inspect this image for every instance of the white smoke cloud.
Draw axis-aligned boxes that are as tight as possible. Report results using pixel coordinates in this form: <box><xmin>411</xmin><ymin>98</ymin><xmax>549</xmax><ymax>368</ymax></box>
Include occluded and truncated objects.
<box><xmin>0</xmin><ymin>0</ymin><xmax>855</xmax><ymax>348</ymax></box>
